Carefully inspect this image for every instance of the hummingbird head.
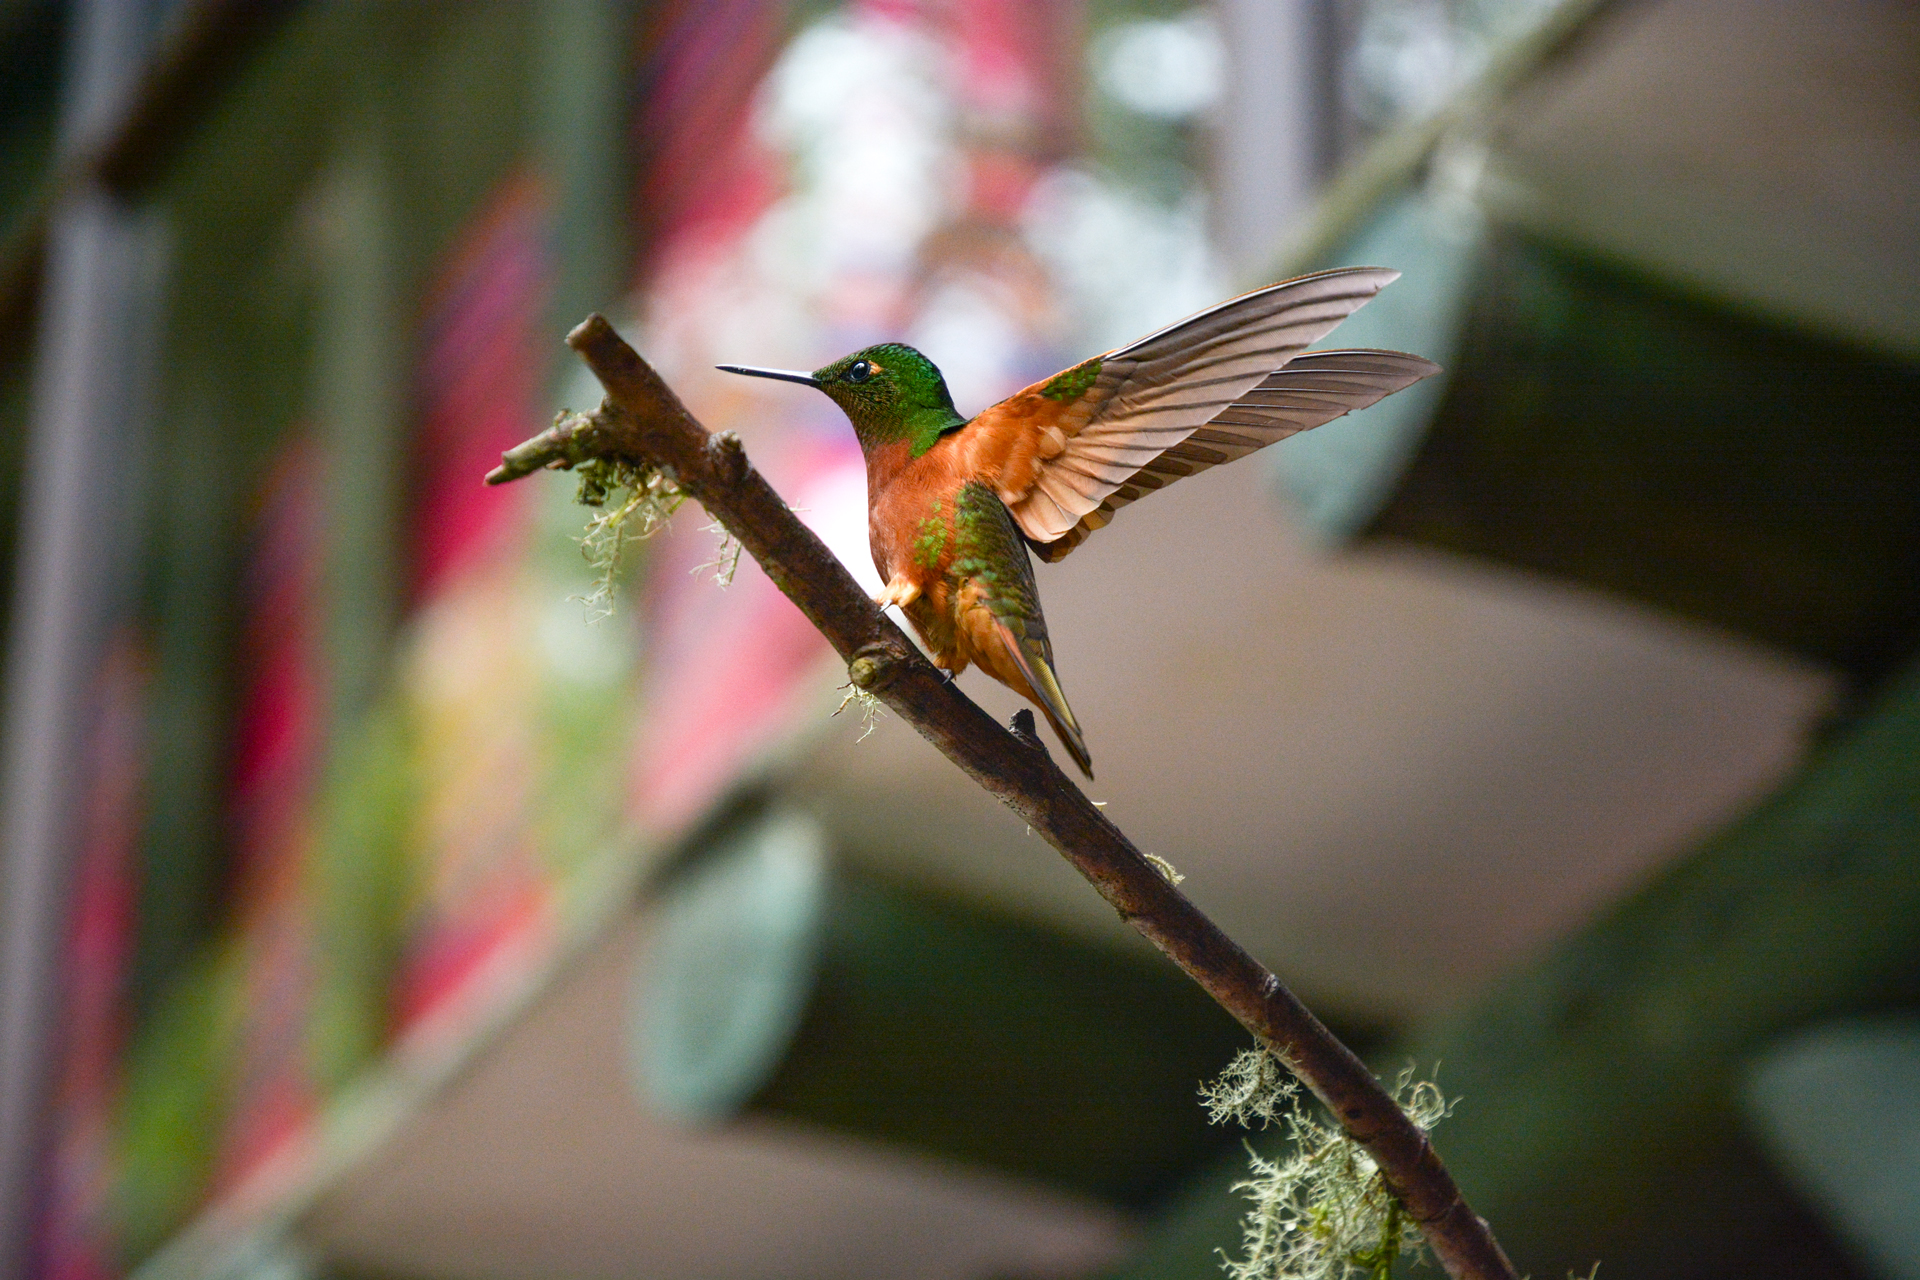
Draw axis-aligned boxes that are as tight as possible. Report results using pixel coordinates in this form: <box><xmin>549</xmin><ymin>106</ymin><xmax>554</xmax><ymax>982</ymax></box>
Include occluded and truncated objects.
<box><xmin>719</xmin><ymin>342</ymin><xmax>966</xmax><ymax>457</ymax></box>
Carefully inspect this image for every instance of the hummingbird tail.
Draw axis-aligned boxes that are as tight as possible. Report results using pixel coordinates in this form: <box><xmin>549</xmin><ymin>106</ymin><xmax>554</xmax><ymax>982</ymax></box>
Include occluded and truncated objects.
<box><xmin>995</xmin><ymin>620</ymin><xmax>1093</xmax><ymax>778</ymax></box>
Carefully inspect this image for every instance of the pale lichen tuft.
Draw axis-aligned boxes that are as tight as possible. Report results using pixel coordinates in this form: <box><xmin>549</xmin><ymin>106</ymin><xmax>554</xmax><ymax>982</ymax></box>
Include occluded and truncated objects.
<box><xmin>1203</xmin><ymin>1051</ymin><xmax>1451</xmax><ymax>1280</ymax></box>
<box><xmin>572</xmin><ymin>454</ymin><xmax>684</xmax><ymax>619</ymax></box>
<box><xmin>1201</xmin><ymin>1046</ymin><xmax>1297</xmax><ymax>1130</ymax></box>
<box><xmin>834</xmin><ymin>684</ymin><xmax>887</xmax><ymax>741</ymax></box>
<box><xmin>1143</xmin><ymin>852</ymin><xmax>1186</xmax><ymax>886</ymax></box>
<box><xmin>693</xmin><ymin>519</ymin><xmax>743</xmax><ymax>588</ymax></box>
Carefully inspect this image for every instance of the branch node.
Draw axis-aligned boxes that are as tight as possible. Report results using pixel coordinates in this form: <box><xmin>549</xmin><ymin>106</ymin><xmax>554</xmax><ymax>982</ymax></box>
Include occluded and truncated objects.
<box><xmin>708</xmin><ymin>430</ymin><xmax>749</xmax><ymax>484</ymax></box>
<box><xmin>848</xmin><ymin>643</ymin><xmax>905</xmax><ymax>692</ymax></box>
<box><xmin>1008</xmin><ymin>708</ymin><xmax>1046</xmax><ymax>753</ymax></box>
<box><xmin>565</xmin><ymin>312</ymin><xmax>613</xmax><ymax>351</ymax></box>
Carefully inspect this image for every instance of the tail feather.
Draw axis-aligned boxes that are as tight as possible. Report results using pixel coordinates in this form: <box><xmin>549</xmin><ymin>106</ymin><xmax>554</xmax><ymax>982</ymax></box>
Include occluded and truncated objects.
<box><xmin>994</xmin><ymin>619</ymin><xmax>1093</xmax><ymax>778</ymax></box>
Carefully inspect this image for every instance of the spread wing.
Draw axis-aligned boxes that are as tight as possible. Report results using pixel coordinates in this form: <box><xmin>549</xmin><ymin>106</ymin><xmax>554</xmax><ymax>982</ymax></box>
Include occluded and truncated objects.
<box><xmin>971</xmin><ymin>267</ymin><xmax>1407</xmax><ymax>555</ymax></box>
<box><xmin>1031</xmin><ymin>348</ymin><xmax>1441</xmax><ymax>561</ymax></box>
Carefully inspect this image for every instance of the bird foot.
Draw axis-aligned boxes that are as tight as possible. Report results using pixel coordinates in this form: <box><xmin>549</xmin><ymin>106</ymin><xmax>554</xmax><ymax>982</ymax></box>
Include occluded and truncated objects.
<box><xmin>873</xmin><ymin>576</ymin><xmax>921</xmax><ymax>610</ymax></box>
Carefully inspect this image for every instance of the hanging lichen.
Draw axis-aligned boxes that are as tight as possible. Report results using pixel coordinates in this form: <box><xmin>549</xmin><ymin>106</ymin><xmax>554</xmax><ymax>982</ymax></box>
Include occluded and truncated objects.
<box><xmin>1202</xmin><ymin>1050</ymin><xmax>1451</xmax><ymax>1280</ymax></box>
<box><xmin>693</xmin><ymin>518</ymin><xmax>743</xmax><ymax>588</ymax></box>
<box><xmin>834</xmin><ymin>683</ymin><xmax>887</xmax><ymax>742</ymax></box>
<box><xmin>572</xmin><ymin>453</ymin><xmax>685</xmax><ymax>619</ymax></box>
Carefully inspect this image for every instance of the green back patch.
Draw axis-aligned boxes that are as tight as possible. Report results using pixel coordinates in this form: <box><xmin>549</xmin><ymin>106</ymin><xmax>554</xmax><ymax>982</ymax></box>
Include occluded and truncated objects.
<box><xmin>952</xmin><ymin>482</ymin><xmax>1038</xmax><ymax>621</ymax></box>
<box><xmin>1041</xmin><ymin>357</ymin><xmax>1102</xmax><ymax>401</ymax></box>
<box><xmin>912</xmin><ymin>500</ymin><xmax>950</xmax><ymax>569</ymax></box>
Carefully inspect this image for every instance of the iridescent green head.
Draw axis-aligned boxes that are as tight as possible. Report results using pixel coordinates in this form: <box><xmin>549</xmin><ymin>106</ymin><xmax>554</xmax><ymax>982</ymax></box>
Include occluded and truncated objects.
<box><xmin>719</xmin><ymin>342</ymin><xmax>967</xmax><ymax>457</ymax></box>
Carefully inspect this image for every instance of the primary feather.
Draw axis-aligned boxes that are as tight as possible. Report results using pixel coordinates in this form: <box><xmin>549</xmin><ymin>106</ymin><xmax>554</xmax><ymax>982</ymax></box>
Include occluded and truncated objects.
<box><xmin>1030</xmin><ymin>347</ymin><xmax>1441</xmax><ymax>561</ymax></box>
<box><xmin>997</xmin><ymin>266</ymin><xmax>1404</xmax><ymax>548</ymax></box>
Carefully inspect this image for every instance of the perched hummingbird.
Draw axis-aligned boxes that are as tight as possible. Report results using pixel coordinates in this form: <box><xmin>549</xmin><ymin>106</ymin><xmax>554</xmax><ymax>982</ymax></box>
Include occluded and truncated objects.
<box><xmin>720</xmin><ymin>267</ymin><xmax>1437</xmax><ymax>777</ymax></box>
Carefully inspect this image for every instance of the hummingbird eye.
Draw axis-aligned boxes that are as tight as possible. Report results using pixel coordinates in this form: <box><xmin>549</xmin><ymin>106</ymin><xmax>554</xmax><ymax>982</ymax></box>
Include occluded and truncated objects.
<box><xmin>845</xmin><ymin>360</ymin><xmax>873</xmax><ymax>384</ymax></box>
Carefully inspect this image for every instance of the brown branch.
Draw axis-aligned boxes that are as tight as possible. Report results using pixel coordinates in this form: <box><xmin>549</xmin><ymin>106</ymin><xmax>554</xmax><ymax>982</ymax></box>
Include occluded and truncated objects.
<box><xmin>488</xmin><ymin>314</ymin><xmax>1520</xmax><ymax>1280</ymax></box>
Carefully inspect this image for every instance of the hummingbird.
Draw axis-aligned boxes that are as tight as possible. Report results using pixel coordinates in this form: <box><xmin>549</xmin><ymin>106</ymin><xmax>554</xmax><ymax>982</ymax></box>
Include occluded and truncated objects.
<box><xmin>720</xmin><ymin>267</ymin><xmax>1438</xmax><ymax>778</ymax></box>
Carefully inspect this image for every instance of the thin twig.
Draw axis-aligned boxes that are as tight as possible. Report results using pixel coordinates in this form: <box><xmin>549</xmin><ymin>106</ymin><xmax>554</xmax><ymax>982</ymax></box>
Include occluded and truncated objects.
<box><xmin>486</xmin><ymin>315</ymin><xmax>1520</xmax><ymax>1280</ymax></box>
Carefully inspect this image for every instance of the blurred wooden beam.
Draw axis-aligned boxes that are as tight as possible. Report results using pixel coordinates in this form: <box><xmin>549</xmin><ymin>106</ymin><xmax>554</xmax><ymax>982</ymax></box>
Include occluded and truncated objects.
<box><xmin>1370</xmin><ymin>230</ymin><xmax>1920</xmax><ymax>686</ymax></box>
<box><xmin>0</xmin><ymin>0</ymin><xmax>303</xmax><ymax>355</ymax></box>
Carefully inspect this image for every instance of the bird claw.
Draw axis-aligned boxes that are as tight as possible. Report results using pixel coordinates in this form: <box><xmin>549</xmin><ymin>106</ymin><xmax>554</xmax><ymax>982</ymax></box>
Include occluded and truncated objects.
<box><xmin>873</xmin><ymin>577</ymin><xmax>921</xmax><ymax>610</ymax></box>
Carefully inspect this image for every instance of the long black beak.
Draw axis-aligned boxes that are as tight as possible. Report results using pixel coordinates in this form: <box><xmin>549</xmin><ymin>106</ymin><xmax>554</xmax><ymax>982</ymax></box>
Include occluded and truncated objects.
<box><xmin>717</xmin><ymin>364</ymin><xmax>820</xmax><ymax>388</ymax></box>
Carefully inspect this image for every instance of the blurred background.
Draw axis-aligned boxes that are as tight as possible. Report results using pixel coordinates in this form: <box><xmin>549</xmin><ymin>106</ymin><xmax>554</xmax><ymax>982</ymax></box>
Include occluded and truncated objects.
<box><xmin>0</xmin><ymin>1</ymin><xmax>1916</xmax><ymax>1278</ymax></box>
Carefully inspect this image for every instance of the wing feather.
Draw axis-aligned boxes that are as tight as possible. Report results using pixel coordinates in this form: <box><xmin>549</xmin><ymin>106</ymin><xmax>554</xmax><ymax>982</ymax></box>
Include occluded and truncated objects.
<box><xmin>1002</xmin><ymin>268</ymin><xmax>1403</xmax><ymax>544</ymax></box>
<box><xmin>1019</xmin><ymin>483</ymin><xmax>1075</xmax><ymax>533</ymax></box>
<box><xmin>1028</xmin><ymin>348</ymin><xmax>1441</xmax><ymax>561</ymax></box>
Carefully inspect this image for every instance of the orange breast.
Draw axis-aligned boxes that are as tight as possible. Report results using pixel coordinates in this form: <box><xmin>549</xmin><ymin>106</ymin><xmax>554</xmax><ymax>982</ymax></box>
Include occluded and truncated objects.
<box><xmin>866</xmin><ymin>441</ymin><xmax>966</xmax><ymax>595</ymax></box>
<box><xmin>865</xmin><ymin>388</ymin><xmax>1098</xmax><ymax>666</ymax></box>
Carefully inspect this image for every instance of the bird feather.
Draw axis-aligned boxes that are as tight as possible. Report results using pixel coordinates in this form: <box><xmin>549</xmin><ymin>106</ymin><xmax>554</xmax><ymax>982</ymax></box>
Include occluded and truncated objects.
<box><xmin>982</xmin><ymin>267</ymin><xmax>1405</xmax><ymax>547</ymax></box>
<box><xmin>1029</xmin><ymin>348</ymin><xmax>1440</xmax><ymax>561</ymax></box>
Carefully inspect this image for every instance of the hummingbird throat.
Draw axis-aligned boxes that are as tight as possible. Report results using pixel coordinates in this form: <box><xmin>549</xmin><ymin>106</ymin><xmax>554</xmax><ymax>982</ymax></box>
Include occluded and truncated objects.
<box><xmin>851</xmin><ymin>400</ymin><xmax>966</xmax><ymax>458</ymax></box>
